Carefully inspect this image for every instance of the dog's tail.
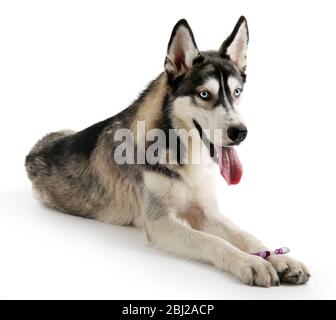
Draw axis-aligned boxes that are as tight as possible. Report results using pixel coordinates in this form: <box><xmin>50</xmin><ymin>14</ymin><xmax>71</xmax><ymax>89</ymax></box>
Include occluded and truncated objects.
<box><xmin>25</xmin><ymin>130</ymin><xmax>74</xmax><ymax>181</ymax></box>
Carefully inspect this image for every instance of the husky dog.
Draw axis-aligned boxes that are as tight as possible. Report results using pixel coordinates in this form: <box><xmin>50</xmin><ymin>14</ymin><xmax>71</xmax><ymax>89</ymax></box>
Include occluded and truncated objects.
<box><xmin>25</xmin><ymin>17</ymin><xmax>310</xmax><ymax>286</ymax></box>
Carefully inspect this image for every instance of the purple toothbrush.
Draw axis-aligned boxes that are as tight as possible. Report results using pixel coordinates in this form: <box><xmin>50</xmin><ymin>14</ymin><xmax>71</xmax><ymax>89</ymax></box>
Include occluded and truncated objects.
<box><xmin>251</xmin><ymin>247</ymin><xmax>290</xmax><ymax>259</ymax></box>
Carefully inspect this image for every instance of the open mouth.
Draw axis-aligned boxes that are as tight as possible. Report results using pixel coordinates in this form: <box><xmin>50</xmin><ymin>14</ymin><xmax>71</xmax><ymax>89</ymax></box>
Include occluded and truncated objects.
<box><xmin>193</xmin><ymin>120</ymin><xmax>243</xmax><ymax>185</ymax></box>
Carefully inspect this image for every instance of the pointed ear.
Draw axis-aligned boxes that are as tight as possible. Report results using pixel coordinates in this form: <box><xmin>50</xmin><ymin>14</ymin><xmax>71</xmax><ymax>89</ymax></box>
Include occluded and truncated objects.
<box><xmin>165</xmin><ymin>19</ymin><xmax>201</xmax><ymax>79</ymax></box>
<box><xmin>219</xmin><ymin>16</ymin><xmax>249</xmax><ymax>71</ymax></box>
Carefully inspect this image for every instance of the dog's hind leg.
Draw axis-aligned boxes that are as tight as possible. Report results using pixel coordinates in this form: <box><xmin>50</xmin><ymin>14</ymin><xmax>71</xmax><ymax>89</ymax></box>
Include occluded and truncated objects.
<box><xmin>201</xmin><ymin>212</ymin><xmax>310</xmax><ymax>284</ymax></box>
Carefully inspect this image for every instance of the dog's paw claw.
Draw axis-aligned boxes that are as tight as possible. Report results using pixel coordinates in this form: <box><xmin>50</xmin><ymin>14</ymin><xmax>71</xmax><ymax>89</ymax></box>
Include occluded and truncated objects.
<box><xmin>235</xmin><ymin>254</ymin><xmax>279</xmax><ymax>287</ymax></box>
<box><xmin>268</xmin><ymin>255</ymin><xmax>310</xmax><ymax>285</ymax></box>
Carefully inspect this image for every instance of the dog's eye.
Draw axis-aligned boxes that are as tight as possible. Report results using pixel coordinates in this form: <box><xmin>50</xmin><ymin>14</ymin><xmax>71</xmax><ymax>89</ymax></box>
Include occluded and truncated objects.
<box><xmin>234</xmin><ymin>88</ymin><xmax>242</xmax><ymax>98</ymax></box>
<box><xmin>199</xmin><ymin>90</ymin><xmax>210</xmax><ymax>100</ymax></box>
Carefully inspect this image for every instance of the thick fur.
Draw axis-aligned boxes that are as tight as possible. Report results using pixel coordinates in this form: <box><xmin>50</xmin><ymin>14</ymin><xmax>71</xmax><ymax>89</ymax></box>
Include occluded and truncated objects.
<box><xmin>25</xmin><ymin>17</ymin><xmax>309</xmax><ymax>286</ymax></box>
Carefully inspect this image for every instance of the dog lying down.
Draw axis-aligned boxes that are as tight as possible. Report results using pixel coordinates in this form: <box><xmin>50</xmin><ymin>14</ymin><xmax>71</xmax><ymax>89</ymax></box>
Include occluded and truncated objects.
<box><xmin>25</xmin><ymin>17</ymin><xmax>310</xmax><ymax>286</ymax></box>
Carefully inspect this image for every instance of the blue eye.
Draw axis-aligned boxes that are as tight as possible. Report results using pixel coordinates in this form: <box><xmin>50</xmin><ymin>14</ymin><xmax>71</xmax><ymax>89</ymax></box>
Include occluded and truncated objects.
<box><xmin>234</xmin><ymin>88</ymin><xmax>242</xmax><ymax>98</ymax></box>
<box><xmin>199</xmin><ymin>90</ymin><xmax>210</xmax><ymax>100</ymax></box>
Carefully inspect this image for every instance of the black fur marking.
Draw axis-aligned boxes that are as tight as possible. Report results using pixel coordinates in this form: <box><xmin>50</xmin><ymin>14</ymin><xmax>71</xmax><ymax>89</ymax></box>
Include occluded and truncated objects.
<box><xmin>220</xmin><ymin>70</ymin><xmax>235</xmax><ymax>107</ymax></box>
<box><xmin>193</xmin><ymin>119</ymin><xmax>218</xmax><ymax>164</ymax></box>
<box><xmin>144</xmin><ymin>163</ymin><xmax>181</xmax><ymax>180</ymax></box>
<box><xmin>192</xmin><ymin>55</ymin><xmax>205</xmax><ymax>65</ymax></box>
<box><xmin>68</xmin><ymin>117</ymin><xmax>113</xmax><ymax>158</ymax></box>
<box><xmin>160</xmin><ymin>93</ymin><xmax>174</xmax><ymax>141</ymax></box>
<box><xmin>216</xmin><ymin>70</ymin><xmax>228</xmax><ymax>109</ymax></box>
<box><xmin>159</xmin><ymin>93</ymin><xmax>185</xmax><ymax>165</ymax></box>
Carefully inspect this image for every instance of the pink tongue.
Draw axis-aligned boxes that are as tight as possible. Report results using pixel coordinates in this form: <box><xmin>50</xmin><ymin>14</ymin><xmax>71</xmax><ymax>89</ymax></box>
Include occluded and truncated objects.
<box><xmin>219</xmin><ymin>147</ymin><xmax>243</xmax><ymax>185</ymax></box>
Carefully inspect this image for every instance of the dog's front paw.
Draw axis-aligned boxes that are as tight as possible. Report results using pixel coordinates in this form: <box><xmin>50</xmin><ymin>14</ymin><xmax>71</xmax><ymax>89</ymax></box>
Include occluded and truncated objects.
<box><xmin>267</xmin><ymin>255</ymin><xmax>310</xmax><ymax>285</ymax></box>
<box><xmin>231</xmin><ymin>254</ymin><xmax>280</xmax><ymax>287</ymax></box>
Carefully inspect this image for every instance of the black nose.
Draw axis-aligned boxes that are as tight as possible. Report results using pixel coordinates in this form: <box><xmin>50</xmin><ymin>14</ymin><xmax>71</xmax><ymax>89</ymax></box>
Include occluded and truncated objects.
<box><xmin>227</xmin><ymin>126</ymin><xmax>248</xmax><ymax>143</ymax></box>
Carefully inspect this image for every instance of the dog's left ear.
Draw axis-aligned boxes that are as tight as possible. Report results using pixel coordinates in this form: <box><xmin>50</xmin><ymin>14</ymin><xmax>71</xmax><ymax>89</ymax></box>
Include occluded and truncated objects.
<box><xmin>219</xmin><ymin>16</ymin><xmax>249</xmax><ymax>71</ymax></box>
<box><xmin>165</xmin><ymin>19</ymin><xmax>200</xmax><ymax>79</ymax></box>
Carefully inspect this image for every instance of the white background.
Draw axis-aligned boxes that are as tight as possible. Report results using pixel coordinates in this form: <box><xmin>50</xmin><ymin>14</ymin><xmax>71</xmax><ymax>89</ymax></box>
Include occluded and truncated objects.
<box><xmin>1</xmin><ymin>0</ymin><xmax>335</xmax><ymax>299</ymax></box>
